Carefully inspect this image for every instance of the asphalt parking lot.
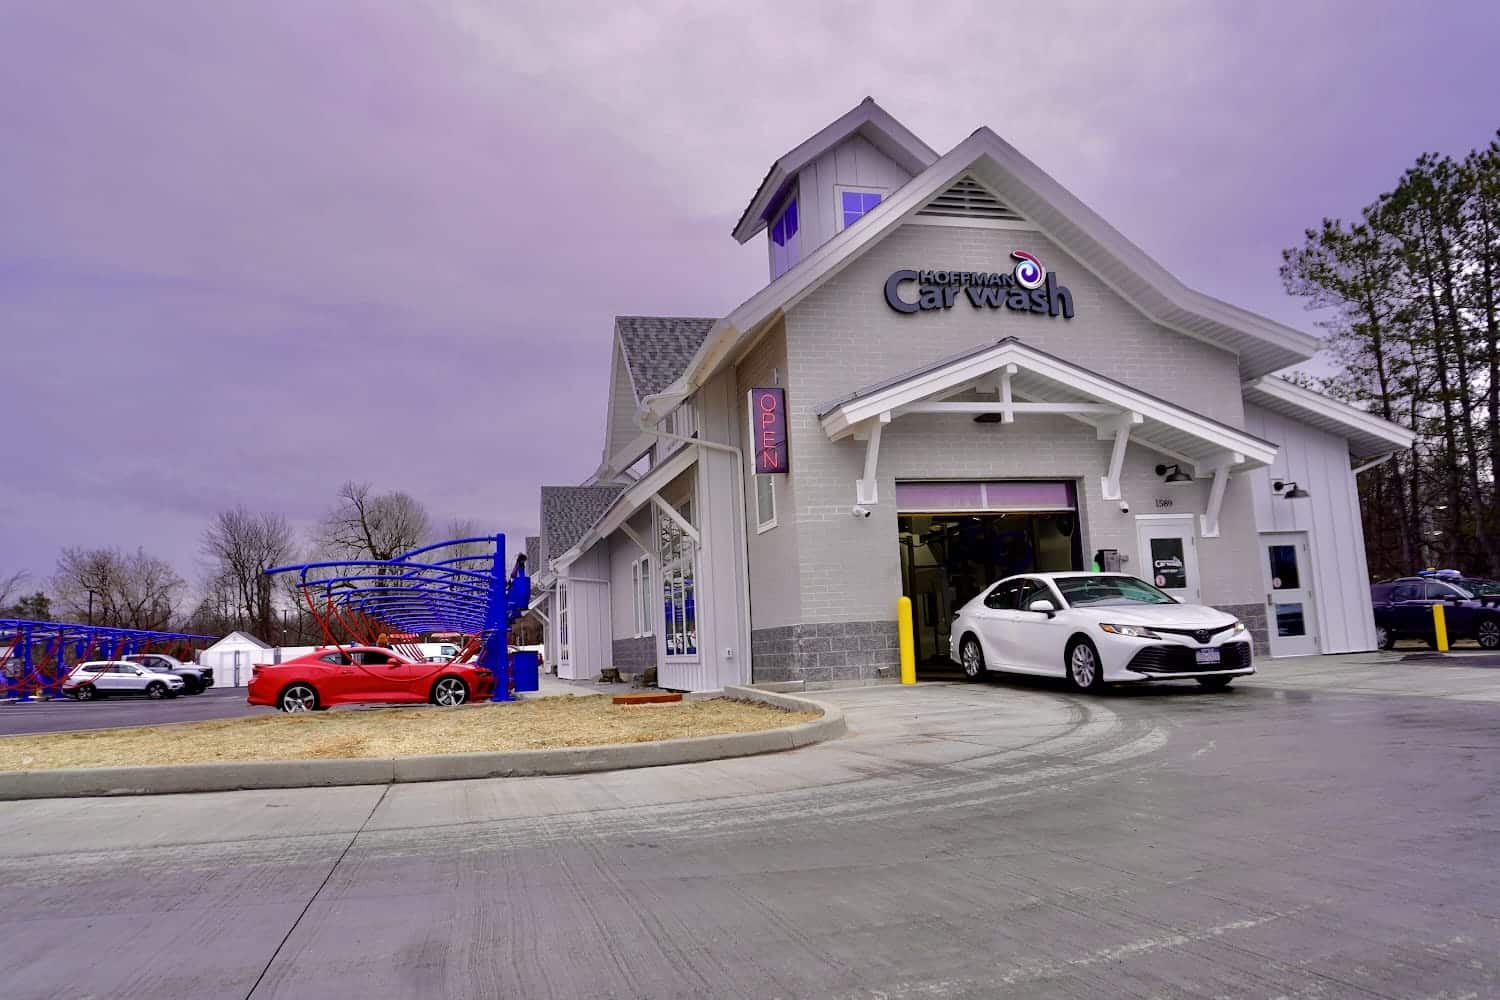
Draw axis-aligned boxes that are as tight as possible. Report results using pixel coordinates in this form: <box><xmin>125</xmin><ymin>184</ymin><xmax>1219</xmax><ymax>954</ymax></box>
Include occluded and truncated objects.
<box><xmin>0</xmin><ymin>688</ymin><xmax>263</xmax><ymax>735</ymax></box>
<box><xmin>2</xmin><ymin>653</ymin><xmax>1498</xmax><ymax>999</ymax></box>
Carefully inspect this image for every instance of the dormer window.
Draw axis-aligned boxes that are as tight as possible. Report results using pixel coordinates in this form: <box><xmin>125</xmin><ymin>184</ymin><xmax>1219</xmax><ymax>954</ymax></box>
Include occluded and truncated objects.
<box><xmin>769</xmin><ymin>194</ymin><xmax>801</xmax><ymax>279</ymax></box>
<box><xmin>837</xmin><ymin>187</ymin><xmax>884</xmax><ymax>231</ymax></box>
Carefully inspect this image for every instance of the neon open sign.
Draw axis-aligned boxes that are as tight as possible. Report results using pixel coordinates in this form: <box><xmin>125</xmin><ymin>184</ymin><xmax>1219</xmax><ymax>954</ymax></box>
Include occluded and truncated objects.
<box><xmin>748</xmin><ymin>388</ymin><xmax>789</xmax><ymax>474</ymax></box>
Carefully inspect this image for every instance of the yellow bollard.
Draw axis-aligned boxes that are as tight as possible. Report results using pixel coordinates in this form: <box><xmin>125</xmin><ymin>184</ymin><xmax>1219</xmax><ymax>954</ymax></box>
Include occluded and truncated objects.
<box><xmin>897</xmin><ymin>596</ymin><xmax>916</xmax><ymax>685</ymax></box>
<box><xmin>1432</xmin><ymin>603</ymin><xmax>1450</xmax><ymax>652</ymax></box>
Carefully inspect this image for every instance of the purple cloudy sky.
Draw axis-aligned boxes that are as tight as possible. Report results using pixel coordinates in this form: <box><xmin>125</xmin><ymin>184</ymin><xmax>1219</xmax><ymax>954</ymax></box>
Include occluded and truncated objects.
<box><xmin>2</xmin><ymin>2</ymin><xmax>1497</xmax><ymax>593</ymax></box>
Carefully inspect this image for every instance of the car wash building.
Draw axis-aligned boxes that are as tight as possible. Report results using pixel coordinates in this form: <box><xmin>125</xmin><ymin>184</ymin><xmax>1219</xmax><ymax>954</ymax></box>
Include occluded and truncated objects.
<box><xmin>527</xmin><ymin>98</ymin><xmax>1414</xmax><ymax>690</ymax></box>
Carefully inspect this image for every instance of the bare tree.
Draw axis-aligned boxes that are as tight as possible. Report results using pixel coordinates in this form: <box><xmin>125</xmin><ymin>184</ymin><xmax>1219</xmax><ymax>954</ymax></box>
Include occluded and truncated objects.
<box><xmin>317</xmin><ymin>481</ymin><xmax>431</xmax><ymax>566</ymax></box>
<box><xmin>202</xmin><ymin>507</ymin><xmax>296</xmax><ymax>638</ymax></box>
<box><xmin>0</xmin><ymin>570</ymin><xmax>28</xmax><ymax>610</ymax></box>
<box><xmin>52</xmin><ymin>547</ymin><xmax>185</xmax><ymax>630</ymax></box>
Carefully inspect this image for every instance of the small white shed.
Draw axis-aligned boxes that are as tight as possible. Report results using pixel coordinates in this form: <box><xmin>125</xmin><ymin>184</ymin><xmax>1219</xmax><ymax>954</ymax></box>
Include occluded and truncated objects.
<box><xmin>197</xmin><ymin>631</ymin><xmax>276</xmax><ymax>687</ymax></box>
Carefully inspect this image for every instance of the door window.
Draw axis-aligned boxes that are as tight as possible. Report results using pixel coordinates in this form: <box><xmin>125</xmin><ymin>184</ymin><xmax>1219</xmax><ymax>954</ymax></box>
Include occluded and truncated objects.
<box><xmin>1425</xmin><ymin>582</ymin><xmax>1461</xmax><ymax>602</ymax></box>
<box><xmin>1267</xmin><ymin>545</ymin><xmax>1300</xmax><ymax>590</ymax></box>
<box><xmin>1149</xmin><ymin>538</ymin><xmax>1189</xmax><ymax>590</ymax></box>
<box><xmin>1392</xmin><ymin>584</ymin><xmax>1420</xmax><ymax>602</ymax></box>
<box><xmin>984</xmin><ymin>581</ymin><xmax>1023</xmax><ymax>610</ymax></box>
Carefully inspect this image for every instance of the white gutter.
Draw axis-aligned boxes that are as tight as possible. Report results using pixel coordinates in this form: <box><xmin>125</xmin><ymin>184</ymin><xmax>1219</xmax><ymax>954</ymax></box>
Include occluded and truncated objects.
<box><xmin>1352</xmin><ymin>452</ymin><xmax>1396</xmax><ymax>475</ymax></box>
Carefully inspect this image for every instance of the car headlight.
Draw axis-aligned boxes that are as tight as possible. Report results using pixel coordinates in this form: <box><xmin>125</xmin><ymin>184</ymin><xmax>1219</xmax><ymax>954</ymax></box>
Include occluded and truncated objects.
<box><xmin>1229</xmin><ymin>621</ymin><xmax>1247</xmax><ymax>635</ymax></box>
<box><xmin>1100</xmin><ymin>623</ymin><xmax>1162</xmax><ymax>639</ymax></box>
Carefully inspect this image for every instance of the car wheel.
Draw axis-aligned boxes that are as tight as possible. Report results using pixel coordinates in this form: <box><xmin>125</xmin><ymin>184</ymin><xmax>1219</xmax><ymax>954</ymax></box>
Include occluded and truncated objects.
<box><xmin>182</xmin><ymin>679</ymin><xmax>200</xmax><ymax>695</ymax></box>
<box><xmin>145</xmin><ymin>681</ymin><xmax>167</xmax><ymax>700</ymax></box>
<box><xmin>1065</xmin><ymin>637</ymin><xmax>1105</xmax><ymax>693</ymax></box>
<box><xmin>1375</xmin><ymin>624</ymin><xmax>1395</xmax><ymax>650</ymax></box>
<box><xmin>959</xmin><ymin>635</ymin><xmax>986</xmax><ymax>681</ymax></box>
<box><xmin>1477</xmin><ymin>618</ymin><xmax>1500</xmax><ymax>650</ymax></box>
<box><xmin>431</xmin><ymin>676</ymin><xmax>469</xmax><ymax>707</ymax></box>
<box><xmin>1197</xmin><ymin>676</ymin><xmax>1234</xmax><ymax>691</ymax></box>
<box><xmin>76</xmin><ymin>684</ymin><xmax>96</xmax><ymax>701</ymax></box>
<box><xmin>279</xmin><ymin>684</ymin><xmax>318</xmax><ymax>713</ymax></box>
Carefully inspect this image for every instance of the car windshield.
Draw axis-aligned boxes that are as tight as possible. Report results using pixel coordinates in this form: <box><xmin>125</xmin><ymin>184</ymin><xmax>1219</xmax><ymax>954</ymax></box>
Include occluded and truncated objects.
<box><xmin>1054</xmin><ymin>575</ymin><xmax>1177</xmax><ymax>607</ymax></box>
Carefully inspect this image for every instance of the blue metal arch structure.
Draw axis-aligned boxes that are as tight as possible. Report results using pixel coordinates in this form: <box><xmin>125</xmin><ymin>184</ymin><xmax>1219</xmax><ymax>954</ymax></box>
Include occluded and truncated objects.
<box><xmin>265</xmin><ymin>533</ymin><xmax>531</xmax><ymax>700</ymax></box>
<box><xmin>0</xmin><ymin>622</ymin><xmax>216</xmax><ymax>700</ymax></box>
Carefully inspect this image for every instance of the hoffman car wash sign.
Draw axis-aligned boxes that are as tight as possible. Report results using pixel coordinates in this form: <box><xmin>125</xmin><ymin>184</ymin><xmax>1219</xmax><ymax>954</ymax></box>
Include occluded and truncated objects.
<box><xmin>749</xmin><ymin>387</ymin><xmax>789</xmax><ymax>474</ymax></box>
<box><xmin>884</xmin><ymin>250</ymin><xmax>1075</xmax><ymax>319</ymax></box>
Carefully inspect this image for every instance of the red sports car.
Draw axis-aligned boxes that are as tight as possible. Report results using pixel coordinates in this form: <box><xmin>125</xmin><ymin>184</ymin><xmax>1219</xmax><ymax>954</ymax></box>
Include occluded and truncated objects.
<box><xmin>247</xmin><ymin>646</ymin><xmax>495</xmax><ymax>712</ymax></box>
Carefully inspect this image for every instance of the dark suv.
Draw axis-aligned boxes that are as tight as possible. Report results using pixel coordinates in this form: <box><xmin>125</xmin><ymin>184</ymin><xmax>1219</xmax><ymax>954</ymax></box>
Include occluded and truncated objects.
<box><xmin>1370</xmin><ymin>577</ymin><xmax>1500</xmax><ymax>650</ymax></box>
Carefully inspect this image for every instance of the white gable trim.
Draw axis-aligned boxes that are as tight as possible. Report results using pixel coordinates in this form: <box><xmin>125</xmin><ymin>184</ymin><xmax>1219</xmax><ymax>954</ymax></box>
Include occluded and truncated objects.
<box><xmin>817</xmin><ymin>339</ymin><xmax>1278</xmax><ymax>475</ymax></box>
<box><xmin>733</xmin><ymin>98</ymin><xmax>938</xmax><ymax>244</ymax></box>
<box><xmin>646</xmin><ymin>127</ymin><xmax>1322</xmax><ymax>425</ymax></box>
<box><xmin>1242</xmin><ymin>376</ymin><xmax>1415</xmax><ymax>458</ymax></box>
<box><xmin>554</xmin><ymin>446</ymin><xmax>698</xmax><ymax>572</ymax></box>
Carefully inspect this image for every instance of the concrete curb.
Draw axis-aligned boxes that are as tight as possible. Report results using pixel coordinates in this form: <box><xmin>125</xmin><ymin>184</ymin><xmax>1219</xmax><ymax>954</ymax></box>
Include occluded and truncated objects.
<box><xmin>0</xmin><ymin>688</ymin><xmax>845</xmax><ymax>800</ymax></box>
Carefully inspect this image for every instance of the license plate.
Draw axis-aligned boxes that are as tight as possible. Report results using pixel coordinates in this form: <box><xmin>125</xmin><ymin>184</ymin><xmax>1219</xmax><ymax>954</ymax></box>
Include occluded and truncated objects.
<box><xmin>1195</xmin><ymin>648</ymin><xmax>1222</xmax><ymax>666</ymax></box>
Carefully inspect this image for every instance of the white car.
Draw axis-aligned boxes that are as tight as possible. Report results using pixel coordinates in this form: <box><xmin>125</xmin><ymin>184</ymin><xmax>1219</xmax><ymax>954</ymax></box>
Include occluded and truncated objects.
<box><xmin>950</xmin><ymin>572</ymin><xmax>1254</xmax><ymax>692</ymax></box>
<box><xmin>62</xmin><ymin>660</ymin><xmax>186</xmax><ymax>700</ymax></box>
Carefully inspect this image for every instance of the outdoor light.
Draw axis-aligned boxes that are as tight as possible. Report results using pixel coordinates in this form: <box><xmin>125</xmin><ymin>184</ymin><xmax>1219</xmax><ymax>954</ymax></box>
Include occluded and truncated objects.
<box><xmin>1154</xmin><ymin>463</ymin><xmax>1193</xmax><ymax>487</ymax></box>
<box><xmin>1273</xmin><ymin>479</ymin><xmax>1311</xmax><ymax>500</ymax></box>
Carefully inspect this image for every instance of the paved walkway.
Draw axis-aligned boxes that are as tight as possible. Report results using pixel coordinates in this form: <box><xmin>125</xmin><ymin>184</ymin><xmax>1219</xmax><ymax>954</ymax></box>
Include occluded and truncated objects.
<box><xmin>3</xmin><ymin>657</ymin><xmax>1498</xmax><ymax>998</ymax></box>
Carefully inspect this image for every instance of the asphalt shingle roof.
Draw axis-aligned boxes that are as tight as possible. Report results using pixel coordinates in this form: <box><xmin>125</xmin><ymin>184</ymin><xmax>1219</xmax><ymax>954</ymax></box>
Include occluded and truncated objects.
<box><xmin>615</xmin><ymin>316</ymin><xmax>716</xmax><ymax>401</ymax></box>
<box><xmin>524</xmin><ymin>536</ymin><xmax>539</xmax><ymax>572</ymax></box>
<box><xmin>539</xmin><ymin>484</ymin><xmax>627</xmax><ymax>567</ymax></box>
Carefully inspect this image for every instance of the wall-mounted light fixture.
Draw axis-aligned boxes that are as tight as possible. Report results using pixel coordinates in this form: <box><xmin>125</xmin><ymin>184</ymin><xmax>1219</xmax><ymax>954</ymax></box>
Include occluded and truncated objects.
<box><xmin>1154</xmin><ymin>463</ymin><xmax>1193</xmax><ymax>487</ymax></box>
<box><xmin>1273</xmin><ymin>479</ymin><xmax>1310</xmax><ymax>500</ymax></box>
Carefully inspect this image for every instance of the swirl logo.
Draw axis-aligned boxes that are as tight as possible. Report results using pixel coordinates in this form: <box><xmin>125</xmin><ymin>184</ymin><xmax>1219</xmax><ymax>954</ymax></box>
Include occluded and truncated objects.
<box><xmin>1011</xmin><ymin>250</ymin><xmax>1045</xmax><ymax>290</ymax></box>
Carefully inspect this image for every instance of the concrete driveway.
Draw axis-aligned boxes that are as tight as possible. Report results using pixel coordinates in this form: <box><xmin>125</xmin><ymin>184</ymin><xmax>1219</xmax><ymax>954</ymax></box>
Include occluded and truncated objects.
<box><xmin>1</xmin><ymin>654</ymin><xmax>1497</xmax><ymax>998</ymax></box>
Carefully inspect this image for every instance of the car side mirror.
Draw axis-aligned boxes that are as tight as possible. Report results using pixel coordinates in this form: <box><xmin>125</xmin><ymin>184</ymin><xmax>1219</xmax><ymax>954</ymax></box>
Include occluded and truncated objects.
<box><xmin>1028</xmin><ymin>599</ymin><xmax>1057</xmax><ymax>617</ymax></box>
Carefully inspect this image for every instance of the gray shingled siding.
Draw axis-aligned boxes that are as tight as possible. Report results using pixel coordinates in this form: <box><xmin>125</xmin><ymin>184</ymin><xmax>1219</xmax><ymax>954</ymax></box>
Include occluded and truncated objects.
<box><xmin>538</xmin><ymin>484</ymin><xmax>626</xmax><ymax>567</ymax></box>
<box><xmin>615</xmin><ymin>316</ymin><xmax>716</xmax><ymax>400</ymax></box>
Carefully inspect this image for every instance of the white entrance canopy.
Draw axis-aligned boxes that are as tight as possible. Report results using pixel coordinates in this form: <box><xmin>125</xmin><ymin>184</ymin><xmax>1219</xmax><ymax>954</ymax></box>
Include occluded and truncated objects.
<box><xmin>815</xmin><ymin>337</ymin><xmax>1280</xmax><ymax>538</ymax></box>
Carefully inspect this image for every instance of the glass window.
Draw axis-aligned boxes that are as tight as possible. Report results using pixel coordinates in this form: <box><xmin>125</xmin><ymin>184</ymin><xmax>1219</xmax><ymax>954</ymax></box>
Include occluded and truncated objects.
<box><xmin>1267</xmin><ymin>545</ymin><xmax>1300</xmax><ymax>590</ymax></box>
<box><xmin>770</xmin><ymin>195</ymin><xmax>801</xmax><ymax>278</ymax></box>
<box><xmin>659</xmin><ymin>497</ymin><xmax>698</xmax><ymax>658</ymax></box>
<box><xmin>1054</xmin><ymin>575</ymin><xmax>1176</xmax><ymax>607</ymax></box>
<box><xmin>1425</xmin><ymin>582</ymin><xmax>1468</xmax><ymax>601</ymax></box>
<box><xmin>840</xmin><ymin>189</ymin><xmax>882</xmax><ymax>229</ymax></box>
<box><xmin>1275</xmin><ymin>602</ymin><xmax>1307</xmax><ymax>637</ymax></box>
<box><xmin>1392</xmin><ymin>583</ymin><xmax>1420</xmax><ymax>602</ymax></box>
<box><xmin>319</xmin><ymin>653</ymin><xmax>350</xmax><ymax>665</ymax></box>
<box><xmin>984</xmin><ymin>581</ymin><xmax>1024</xmax><ymax>610</ymax></box>
<box><xmin>756</xmin><ymin>475</ymin><xmax>776</xmax><ymax>530</ymax></box>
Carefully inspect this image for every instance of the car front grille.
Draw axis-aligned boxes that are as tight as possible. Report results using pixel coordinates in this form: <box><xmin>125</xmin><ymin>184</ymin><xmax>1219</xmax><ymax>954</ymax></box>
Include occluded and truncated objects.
<box><xmin>1128</xmin><ymin>641</ymin><xmax>1252</xmax><ymax>674</ymax></box>
<box><xmin>1150</xmin><ymin>624</ymin><xmax>1238</xmax><ymax>644</ymax></box>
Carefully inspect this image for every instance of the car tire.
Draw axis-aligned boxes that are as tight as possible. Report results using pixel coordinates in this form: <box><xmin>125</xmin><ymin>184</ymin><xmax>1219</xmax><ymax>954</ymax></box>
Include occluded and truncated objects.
<box><xmin>1065</xmin><ymin>637</ymin><xmax>1105</xmax><ymax>693</ymax></box>
<box><xmin>182</xmin><ymin>678</ymin><xmax>200</xmax><ymax>695</ymax></box>
<box><xmin>1477</xmin><ymin>618</ymin><xmax>1500</xmax><ymax>650</ymax></box>
<box><xmin>279</xmin><ymin>683</ymin><xmax>319</xmax><ymax>713</ymax></box>
<box><xmin>146</xmin><ymin>681</ymin><xmax>167</xmax><ymax>700</ymax></box>
<box><xmin>431</xmin><ymin>676</ymin><xmax>469</xmax><ymax>707</ymax></box>
<box><xmin>76</xmin><ymin>684</ymin><xmax>96</xmax><ymax>701</ymax></box>
<box><xmin>1375</xmin><ymin>625</ymin><xmax>1396</xmax><ymax>651</ymax></box>
<box><xmin>958</xmin><ymin>635</ymin><xmax>986</xmax><ymax>681</ymax></box>
<box><xmin>1197</xmin><ymin>676</ymin><xmax>1234</xmax><ymax>691</ymax></box>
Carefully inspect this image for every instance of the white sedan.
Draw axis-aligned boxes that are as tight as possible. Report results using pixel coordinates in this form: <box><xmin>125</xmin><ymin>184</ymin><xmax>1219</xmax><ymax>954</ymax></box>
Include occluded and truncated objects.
<box><xmin>950</xmin><ymin>572</ymin><xmax>1254</xmax><ymax>692</ymax></box>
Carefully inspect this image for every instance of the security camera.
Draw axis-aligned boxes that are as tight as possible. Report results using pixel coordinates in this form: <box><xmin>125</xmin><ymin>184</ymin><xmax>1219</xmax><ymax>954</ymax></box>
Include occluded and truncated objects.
<box><xmin>851</xmin><ymin>505</ymin><xmax>872</xmax><ymax>519</ymax></box>
<box><xmin>1119</xmin><ymin>500</ymin><xmax>1131</xmax><ymax>514</ymax></box>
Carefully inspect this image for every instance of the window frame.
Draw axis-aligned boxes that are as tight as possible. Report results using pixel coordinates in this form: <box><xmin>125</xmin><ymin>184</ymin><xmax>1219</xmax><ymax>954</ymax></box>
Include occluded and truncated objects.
<box><xmin>769</xmin><ymin>190</ymin><xmax>802</xmax><ymax>278</ymax></box>
<box><xmin>630</xmin><ymin>555</ymin><xmax>654</xmax><ymax>637</ymax></box>
<box><xmin>657</xmin><ymin>493</ymin><xmax>699</xmax><ymax>662</ymax></box>
<box><xmin>556</xmin><ymin>583</ymin><xmax>570</xmax><ymax>664</ymax></box>
<box><xmin>834</xmin><ymin>185</ymin><xmax>887</xmax><ymax>232</ymax></box>
<box><xmin>754</xmin><ymin>473</ymin><xmax>777</xmax><ymax>533</ymax></box>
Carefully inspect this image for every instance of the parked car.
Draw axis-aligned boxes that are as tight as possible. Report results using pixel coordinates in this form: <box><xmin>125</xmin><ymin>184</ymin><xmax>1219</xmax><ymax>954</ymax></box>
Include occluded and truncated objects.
<box><xmin>63</xmin><ymin>660</ymin><xmax>185</xmax><ymax>700</ymax></box>
<box><xmin>123</xmin><ymin>653</ymin><xmax>213</xmax><ymax>694</ymax></box>
<box><xmin>1370</xmin><ymin>577</ymin><xmax>1500</xmax><ymax>650</ymax></box>
<box><xmin>247</xmin><ymin>645</ymin><xmax>496</xmax><ymax>712</ymax></box>
<box><xmin>950</xmin><ymin>572</ymin><xmax>1254</xmax><ymax>692</ymax></box>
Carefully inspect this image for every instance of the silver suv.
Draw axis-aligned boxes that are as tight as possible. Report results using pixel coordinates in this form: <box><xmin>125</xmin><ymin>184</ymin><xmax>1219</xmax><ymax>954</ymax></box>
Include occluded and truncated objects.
<box><xmin>63</xmin><ymin>661</ymin><xmax>185</xmax><ymax>700</ymax></box>
<box><xmin>124</xmin><ymin>653</ymin><xmax>212</xmax><ymax>694</ymax></box>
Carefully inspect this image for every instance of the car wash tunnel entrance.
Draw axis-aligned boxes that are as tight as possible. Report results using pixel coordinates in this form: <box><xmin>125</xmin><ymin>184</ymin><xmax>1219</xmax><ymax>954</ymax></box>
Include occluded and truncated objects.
<box><xmin>896</xmin><ymin>481</ymin><xmax>1084</xmax><ymax>669</ymax></box>
<box><xmin>264</xmin><ymin>533</ymin><xmax>534</xmax><ymax>701</ymax></box>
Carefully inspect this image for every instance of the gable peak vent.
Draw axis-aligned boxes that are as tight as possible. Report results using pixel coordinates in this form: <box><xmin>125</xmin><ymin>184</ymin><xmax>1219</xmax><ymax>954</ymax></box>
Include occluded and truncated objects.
<box><xmin>917</xmin><ymin>176</ymin><xmax>1023</xmax><ymax>222</ymax></box>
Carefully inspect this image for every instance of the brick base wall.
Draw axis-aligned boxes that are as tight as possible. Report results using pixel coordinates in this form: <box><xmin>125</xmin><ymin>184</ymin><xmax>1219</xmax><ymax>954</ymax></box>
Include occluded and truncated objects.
<box><xmin>752</xmin><ymin>621</ymin><xmax>900</xmax><ymax>687</ymax></box>
<box><xmin>611</xmin><ymin>636</ymin><xmax>655</xmax><ymax>672</ymax></box>
<box><xmin>1220</xmin><ymin>603</ymin><xmax>1269</xmax><ymax>659</ymax></box>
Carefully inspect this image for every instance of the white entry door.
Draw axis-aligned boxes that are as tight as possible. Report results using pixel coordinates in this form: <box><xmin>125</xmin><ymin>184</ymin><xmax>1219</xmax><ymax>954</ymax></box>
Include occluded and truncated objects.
<box><xmin>1262</xmin><ymin>532</ymin><xmax>1319</xmax><ymax>657</ymax></box>
<box><xmin>1135</xmin><ymin>516</ymin><xmax>1201</xmax><ymax>604</ymax></box>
